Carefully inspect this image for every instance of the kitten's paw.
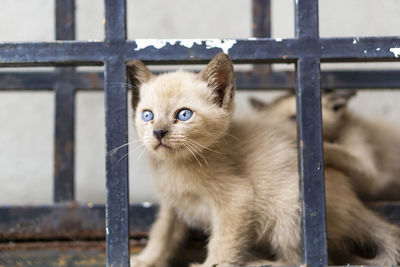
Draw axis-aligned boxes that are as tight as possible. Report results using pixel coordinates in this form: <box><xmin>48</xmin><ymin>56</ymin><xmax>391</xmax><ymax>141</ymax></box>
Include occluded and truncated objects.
<box><xmin>130</xmin><ymin>257</ymin><xmax>152</xmax><ymax>267</ymax></box>
<box><xmin>130</xmin><ymin>256</ymin><xmax>167</xmax><ymax>267</ymax></box>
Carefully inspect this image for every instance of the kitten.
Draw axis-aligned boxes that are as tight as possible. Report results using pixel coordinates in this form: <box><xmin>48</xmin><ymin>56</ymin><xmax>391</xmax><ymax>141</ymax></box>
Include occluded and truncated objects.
<box><xmin>128</xmin><ymin>54</ymin><xmax>400</xmax><ymax>266</ymax></box>
<box><xmin>250</xmin><ymin>91</ymin><xmax>400</xmax><ymax>201</ymax></box>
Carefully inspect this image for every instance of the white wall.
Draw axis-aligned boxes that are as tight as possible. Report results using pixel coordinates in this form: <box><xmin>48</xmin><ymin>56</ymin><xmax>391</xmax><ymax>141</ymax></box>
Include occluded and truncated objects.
<box><xmin>1</xmin><ymin>0</ymin><xmax>400</xmax><ymax>205</ymax></box>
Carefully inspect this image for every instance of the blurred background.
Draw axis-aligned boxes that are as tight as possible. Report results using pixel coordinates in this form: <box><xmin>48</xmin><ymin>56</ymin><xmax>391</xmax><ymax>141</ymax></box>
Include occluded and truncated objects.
<box><xmin>1</xmin><ymin>0</ymin><xmax>400</xmax><ymax>205</ymax></box>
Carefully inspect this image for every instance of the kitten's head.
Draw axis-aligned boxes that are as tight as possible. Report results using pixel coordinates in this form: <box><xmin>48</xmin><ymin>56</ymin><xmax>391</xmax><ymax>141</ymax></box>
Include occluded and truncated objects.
<box><xmin>127</xmin><ymin>53</ymin><xmax>235</xmax><ymax>160</ymax></box>
<box><xmin>249</xmin><ymin>89</ymin><xmax>356</xmax><ymax>140</ymax></box>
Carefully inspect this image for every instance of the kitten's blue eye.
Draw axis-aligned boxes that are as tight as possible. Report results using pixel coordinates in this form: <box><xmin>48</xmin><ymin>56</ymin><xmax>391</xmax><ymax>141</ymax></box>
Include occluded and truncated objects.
<box><xmin>142</xmin><ymin>110</ymin><xmax>154</xmax><ymax>122</ymax></box>
<box><xmin>176</xmin><ymin>109</ymin><xmax>193</xmax><ymax>121</ymax></box>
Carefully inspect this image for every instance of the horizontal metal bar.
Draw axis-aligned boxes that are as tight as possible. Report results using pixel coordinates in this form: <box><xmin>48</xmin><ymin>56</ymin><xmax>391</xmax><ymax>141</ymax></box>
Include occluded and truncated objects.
<box><xmin>0</xmin><ymin>202</ymin><xmax>398</xmax><ymax>241</ymax></box>
<box><xmin>0</xmin><ymin>39</ymin><xmax>296</xmax><ymax>66</ymax></box>
<box><xmin>0</xmin><ymin>72</ymin><xmax>103</xmax><ymax>90</ymax></box>
<box><xmin>2</xmin><ymin>70</ymin><xmax>400</xmax><ymax>91</ymax></box>
<box><xmin>0</xmin><ymin>42</ymin><xmax>106</xmax><ymax>66</ymax></box>
<box><xmin>0</xmin><ymin>204</ymin><xmax>156</xmax><ymax>241</ymax></box>
<box><xmin>0</xmin><ymin>38</ymin><xmax>398</xmax><ymax>66</ymax></box>
<box><xmin>321</xmin><ymin>37</ymin><xmax>400</xmax><ymax>62</ymax></box>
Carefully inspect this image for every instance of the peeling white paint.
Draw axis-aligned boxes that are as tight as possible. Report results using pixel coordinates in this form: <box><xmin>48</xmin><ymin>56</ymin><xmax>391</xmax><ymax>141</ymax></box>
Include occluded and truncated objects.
<box><xmin>142</xmin><ymin>202</ymin><xmax>153</xmax><ymax>208</ymax></box>
<box><xmin>180</xmin><ymin>39</ymin><xmax>202</xmax><ymax>48</ymax></box>
<box><xmin>275</xmin><ymin>38</ymin><xmax>283</xmax><ymax>42</ymax></box>
<box><xmin>390</xmin><ymin>47</ymin><xmax>400</xmax><ymax>58</ymax></box>
<box><xmin>376</xmin><ymin>48</ymin><xmax>381</xmax><ymax>51</ymax></box>
<box><xmin>353</xmin><ymin>37</ymin><xmax>359</xmax><ymax>44</ymax></box>
<box><xmin>106</xmin><ymin>227</ymin><xmax>109</xmax><ymax>235</ymax></box>
<box><xmin>133</xmin><ymin>39</ymin><xmax>237</xmax><ymax>54</ymax></box>
<box><xmin>134</xmin><ymin>39</ymin><xmax>177</xmax><ymax>51</ymax></box>
<box><xmin>364</xmin><ymin>50</ymin><xmax>367</xmax><ymax>54</ymax></box>
<box><xmin>205</xmin><ymin>39</ymin><xmax>237</xmax><ymax>54</ymax></box>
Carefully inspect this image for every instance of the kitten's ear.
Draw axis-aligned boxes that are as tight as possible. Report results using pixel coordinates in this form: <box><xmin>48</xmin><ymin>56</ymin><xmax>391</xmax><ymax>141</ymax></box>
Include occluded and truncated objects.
<box><xmin>198</xmin><ymin>53</ymin><xmax>235</xmax><ymax>108</ymax></box>
<box><xmin>249</xmin><ymin>97</ymin><xmax>269</xmax><ymax>110</ymax></box>
<box><xmin>324</xmin><ymin>89</ymin><xmax>356</xmax><ymax>112</ymax></box>
<box><xmin>126</xmin><ymin>60</ymin><xmax>153</xmax><ymax>110</ymax></box>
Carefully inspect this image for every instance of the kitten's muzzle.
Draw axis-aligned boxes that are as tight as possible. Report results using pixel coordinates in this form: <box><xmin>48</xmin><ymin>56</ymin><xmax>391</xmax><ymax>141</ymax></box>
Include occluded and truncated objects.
<box><xmin>153</xmin><ymin>129</ymin><xmax>168</xmax><ymax>141</ymax></box>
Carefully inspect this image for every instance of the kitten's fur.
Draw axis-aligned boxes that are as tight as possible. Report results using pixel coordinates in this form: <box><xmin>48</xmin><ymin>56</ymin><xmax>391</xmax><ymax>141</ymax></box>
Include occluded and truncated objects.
<box><xmin>250</xmin><ymin>91</ymin><xmax>400</xmax><ymax>201</ymax></box>
<box><xmin>128</xmin><ymin>54</ymin><xmax>400</xmax><ymax>266</ymax></box>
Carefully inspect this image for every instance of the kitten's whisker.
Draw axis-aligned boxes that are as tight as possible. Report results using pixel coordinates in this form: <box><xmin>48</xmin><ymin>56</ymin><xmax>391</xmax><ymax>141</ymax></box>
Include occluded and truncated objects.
<box><xmin>182</xmin><ymin>143</ymin><xmax>203</xmax><ymax>168</ymax></box>
<box><xmin>107</xmin><ymin>82</ymin><xmax>136</xmax><ymax>89</ymax></box>
<box><xmin>133</xmin><ymin>146</ymin><xmax>147</xmax><ymax>165</ymax></box>
<box><xmin>186</xmin><ymin>138</ymin><xmax>222</xmax><ymax>154</ymax></box>
<box><xmin>183</xmin><ymin>141</ymin><xmax>209</xmax><ymax>166</ymax></box>
<box><xmin>216</xmin><ymin>132</ymin><xmax>240</xmax><ymax>141</ymax></box>
<box><xmin>116</xmin><ymin>144</ymin><xmax>146</xmax><ymax>165</ymax></box>
<box><xmin>109</xmin><ymin>140</ymin><xmax>144</xmax><ymax>154</ymax></box>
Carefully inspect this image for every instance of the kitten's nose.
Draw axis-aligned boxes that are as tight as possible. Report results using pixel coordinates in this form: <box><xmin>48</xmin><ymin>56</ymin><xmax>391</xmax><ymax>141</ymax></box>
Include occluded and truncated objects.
<box><xmin>153</xmin><ymin>129</ymin><xmax>168</xmax><ymax>141</ymax></box>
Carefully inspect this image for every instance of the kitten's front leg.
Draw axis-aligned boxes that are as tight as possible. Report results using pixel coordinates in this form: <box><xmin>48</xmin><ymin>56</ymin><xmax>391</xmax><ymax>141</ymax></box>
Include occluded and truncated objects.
<box><xmin>190</xmin><ymin>198</ymin><xmax>253</xmax><ymax>267</ymax></box>
<box><xmin>323</xmin><ymin>142</ymin><xmax>378</xmax><ymax>198</ymax></box>
<box><xmin>131</xmin><ymin>203</ymin><xmax>188</xmax><ymax>267</ymax></box>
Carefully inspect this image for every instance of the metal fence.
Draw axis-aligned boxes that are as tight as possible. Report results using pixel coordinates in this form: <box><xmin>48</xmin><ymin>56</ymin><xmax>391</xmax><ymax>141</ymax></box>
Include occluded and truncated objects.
<box><xmin>1</xmin><ymin>0</ymin><xmax>400</xmax><ymax>266</ymax></box>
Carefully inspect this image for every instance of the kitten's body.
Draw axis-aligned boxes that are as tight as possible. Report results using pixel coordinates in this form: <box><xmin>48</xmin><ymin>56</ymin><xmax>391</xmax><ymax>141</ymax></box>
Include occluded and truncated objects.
<box><xmin>128</xmin><ymin>55</ymin><xmax>400</xmax><ymax>266</ymax></box>
<box><xmin>250</xmin><ymin>92</ymin><xmax>400</xmax><ymax>201</ymax></box>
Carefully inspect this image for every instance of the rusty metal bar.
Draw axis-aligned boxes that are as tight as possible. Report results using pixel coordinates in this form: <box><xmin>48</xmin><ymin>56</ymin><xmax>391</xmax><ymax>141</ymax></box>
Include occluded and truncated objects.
<box><xmin>54</xmin><ymin>0</ymin><xmax>76</xmax><ymax>203</ymax></box>
<box><xmin>0</xmin><ymin>204</ymin><xmax>156</xmax><ymax>241</ymax></box>
<box><xmin>252</xmin><ymin>0</ymin><xmax>272</xmax><ymax>74</ymax></box>
<box><xmin>0</xmin><ymin>202</ymin><xmax>398</xmax><ymax>241</ymax></box>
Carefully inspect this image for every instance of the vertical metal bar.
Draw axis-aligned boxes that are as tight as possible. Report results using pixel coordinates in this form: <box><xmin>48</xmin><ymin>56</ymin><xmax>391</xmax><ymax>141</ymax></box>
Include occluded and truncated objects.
<box><xmin>54</xmin><ymin>82</ymin><xmax>75</xmax><ymax>202</ymax></box>
<box><xmin>54</xmin><ymin>0</ymin><xmax>76</xmax><ymax>202</ymax></box>
<box><xmin>252</xmin><ymin>0</ymin><xmax>271</xmax><ymax>73</ymax></box>
<box><xmin>56</xmin><ymin>0</ymin><xmax>75</xmax><ymax>40</ymax></box>
<box><xmin>104</xmin><ymin>0</ymin><xmax>127</xmax><ymax>41</ymax></box>
<box><xmin>295</xmin><ymin>0</ymin><xmax>328</xmax><ymax>266</ymax></box>
<box><xmin>104</xmin><ymin>0</ymin><xmax>129</xmax><ymax>266</ymax></box>
<box><xmin>252</xmin><ymin>0</ymin><xmax>271</xmax><ymax>38</ymax></box>
<box><xmin>104</xmin><ymin>58</ymin><xmax>130</xmax><ymax>267</ymax></box>
<box><xmin>295</xmin><ymin>0</ymin><xmax>319</xmax><ymax>39</ymax></box>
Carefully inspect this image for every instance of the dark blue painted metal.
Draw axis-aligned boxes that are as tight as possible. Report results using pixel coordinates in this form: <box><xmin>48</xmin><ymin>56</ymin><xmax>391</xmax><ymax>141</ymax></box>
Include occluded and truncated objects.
<box><xmin>295</xmin><ymin>0</ymin><xmax>328</xmax><ymax>266</ymax></box>
<box><xmin>253</xmin><ymin>0</ymin><xmax>271</xmax><ymax>38</ymax></box>
<box><xmin>321</xmin><ymin>37</ymin><xmax>400</xmax><ymax>61</ymax></box>
<box><xmin>1</xmin><ymin>37</ymin><xmax>399</xmax><ymax>67</ymax></box>
<box><xmin>54</xmin><ymin>82</ymin><xmax>75</xmax><ymax>202</ymax></box>
<box><xmin>4</xmin><ymin>70</ymin><xmax>400</xmax><ymax>91</ymax></box>
<box><xmin>0</xmin><ymin>72</ymin><xmax>104</xmax><ymax>90</ymax></box>
<box><xmin>54</xmin><ymin>0</ymin><xmax>76</xmax><ymax>203</ymax></box>
<box><xmin>104</xmin><ymin>1</ymin><xmax>129</xmax><ymax>266</ymax></box>
<box><xmin>252</xmin><ymin>0</ymin><xmax>272</xmax><ymax>74</ymax></box>
<box><xmin>55</xmin><ymin>0</ymin><xmax>75</xmax><ymax>41</ymax></box>
<box><xmin>104</xmin><ymin>58</ymin><xmax>130</xmax><ymax>267</ymax></box>
<box><xmin>105</xmin><ymin>0</ymin><xmax>127</xmax><ymax>41</ymax></box>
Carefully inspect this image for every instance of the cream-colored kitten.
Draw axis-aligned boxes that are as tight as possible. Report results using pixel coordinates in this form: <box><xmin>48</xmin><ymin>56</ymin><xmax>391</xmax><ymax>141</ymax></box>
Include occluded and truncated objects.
<box><xmin>250</xmin><ymin>91</ymin><xmax>400</xmax><ymax>201</ymax></box>
<box><xmin>128</xmin><ymin>54</ymin><xmax>400</xmax><ymax>266</ymax></box>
